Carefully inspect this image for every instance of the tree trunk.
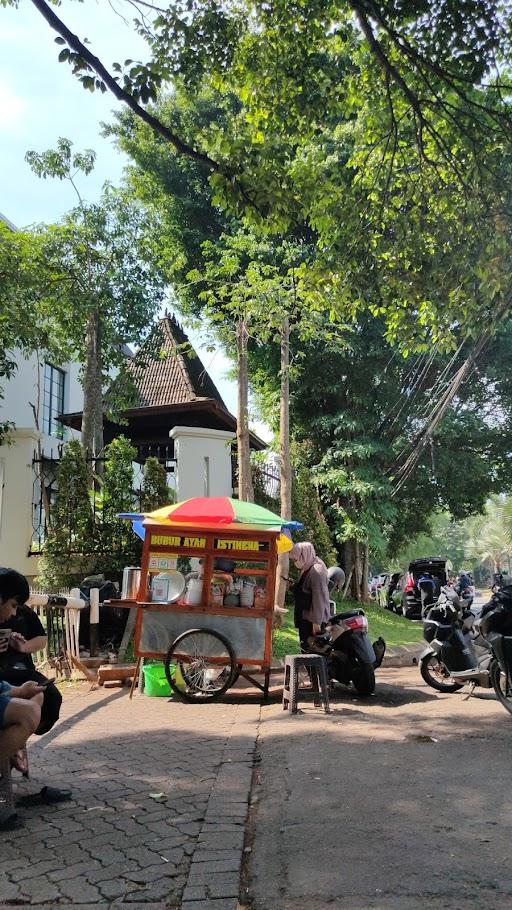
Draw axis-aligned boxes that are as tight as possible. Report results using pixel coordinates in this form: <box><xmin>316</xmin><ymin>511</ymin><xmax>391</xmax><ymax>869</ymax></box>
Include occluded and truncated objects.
<box><xmin>276</xmin><ymin>317</ymin><xmax>291</xmax><ymax>610</ymax></box>
<box><xmin>353</xmin><ymin>540</ymin><xmax>362</xmax><ymax>601</ymax></box>
<box><xmin>236</xmin><ymin>318</ymin><xmax>254</xmax><ymax>502</ymax></box>
<box><xmin>93</xmin><ymin>316</ymin><xmax>104</xmax><ymax>471</ymax></box>
<box><xmin>81</xmin><ymin>308</ymin><xmax>102</xmax><ymax>461</ymax></box>
<box><xmin>361</xmin><ymin>541</ymin><xmax>370</xmax><ymax>603</ymax></box>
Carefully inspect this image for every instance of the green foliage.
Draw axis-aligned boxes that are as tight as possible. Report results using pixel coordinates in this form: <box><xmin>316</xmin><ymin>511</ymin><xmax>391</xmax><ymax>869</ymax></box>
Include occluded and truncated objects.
<box><xmin>290</xmin><ymin>463</ymin><xmax>337</xmax><ymax>567</ymax></box>
<box><xmin>97</xmin><ymin>436</ymin><xmax>141</xmax><ymax>577</ymax></box>
<box><xmin>465</xmin><ymin>497</ymin><xmax>512</xmax><ymax>574</ymax></box>
<box><xmin>38</xmin><ymin>440</ymin><xmax>96</xmax><ymax>588</ymax></box>
<box><xmin>272</xmin><ymin>596</ymin><xmax>422</xmax><ymax>660</ymax></box>
<box><xmin>38</xmin><ymin>436</ymin><xmax>144</xmax><ymax>587</ymax></box>
<box><xmin>391</xmin><ymin>512</ymin><xmax>470</xmax><ymax>575</ymax></box>
<box><xmin>140</xmin><ymin>457</ymin><xmax>174</xmax><ymax>512</ymax></box>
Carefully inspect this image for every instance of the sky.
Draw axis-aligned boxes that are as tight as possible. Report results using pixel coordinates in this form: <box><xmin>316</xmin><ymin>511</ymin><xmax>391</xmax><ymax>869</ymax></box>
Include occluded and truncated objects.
<box><xmin>0</xmin><ymin>1</ymin><xmax>270</xmax><ymax>439</ymax></box>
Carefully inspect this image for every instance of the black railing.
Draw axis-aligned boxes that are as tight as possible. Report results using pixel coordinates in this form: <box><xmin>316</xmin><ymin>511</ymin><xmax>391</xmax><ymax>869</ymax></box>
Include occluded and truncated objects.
<box><xmin>231</xmin><ymin>456</ymin><xmax>280</xmax><ymax>501</ymax></box>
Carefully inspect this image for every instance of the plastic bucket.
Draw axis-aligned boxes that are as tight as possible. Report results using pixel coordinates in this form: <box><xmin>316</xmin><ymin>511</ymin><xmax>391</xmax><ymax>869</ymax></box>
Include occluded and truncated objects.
<box><xmin>142</xmin><ymin>662</ymin><xmax>173</xmax><ymax>697</ymax></box>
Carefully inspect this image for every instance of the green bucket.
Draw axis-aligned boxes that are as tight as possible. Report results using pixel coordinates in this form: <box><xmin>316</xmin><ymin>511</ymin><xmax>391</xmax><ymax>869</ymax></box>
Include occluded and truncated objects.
<box><xmin>142</xmin><ymin>662</ymin><xmax>173</xmax><ymax>697</ymax></box>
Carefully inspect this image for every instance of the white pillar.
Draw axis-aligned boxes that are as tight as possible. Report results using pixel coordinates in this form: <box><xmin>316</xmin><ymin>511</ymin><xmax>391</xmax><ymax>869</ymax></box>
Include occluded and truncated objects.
<box><xmin>170</xmin><ymin>427</ymin><xmax>235</xmax><ymax>500</ymax></box>
<box><xmin>0</xmin><ymin>429</ymin><xmax>40</xmax><ymax>578</ymax></box>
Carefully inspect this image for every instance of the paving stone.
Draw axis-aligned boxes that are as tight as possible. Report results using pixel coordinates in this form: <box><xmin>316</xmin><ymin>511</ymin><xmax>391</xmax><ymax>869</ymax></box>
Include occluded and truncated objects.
<box><xmin>192</xmin><ymin>848</ymin><xmax>244</xmax><ymax>864</ymax></box>
<box><xmin>0</xmin><ymin>877</ymin><xmax>22</xmax><ymax>902</ymax></box>
<box><xmin>58</xmin><ymin>877</ymin><xmax>104</xmax><ymax>903</ymax></box>
<box><xmin>198</xmin><ymin>831</ymin><xmax>245</xmax><ymax>850</ymax></box>
<box><xmin>97</xmin><ymin>878</ymin><xmax>128</xmax><ymax>900</ymax></box>
<box><xmin>19</xmin><ymin>875</ymin><xmax>62</xmax><ymax>904</ymax></box>
<box><xmin>10</xmin><ymin>859</ymin><xmax>62</xmax><ymax>883</ymax></box>
<box><xmin>181</xmin><ymin>899</ymin><xmax>238</xmax><ymax>910</ymax></box>
<box><xmin>182</xmin><ymin>872</ymin><xmax>240</xmax><ymax>900</ymax></box>
<box><xmin>188</xmin><ymin>857</ymin><xmax>242</xmax><ymax>877</ymax></box>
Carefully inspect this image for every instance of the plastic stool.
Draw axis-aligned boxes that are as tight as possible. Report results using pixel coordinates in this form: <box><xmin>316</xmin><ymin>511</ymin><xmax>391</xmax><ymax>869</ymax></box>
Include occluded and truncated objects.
<box><xmin>283</xmin><ymin>654</ymin><xmax>331</xmax><ymax>714</ymax></box>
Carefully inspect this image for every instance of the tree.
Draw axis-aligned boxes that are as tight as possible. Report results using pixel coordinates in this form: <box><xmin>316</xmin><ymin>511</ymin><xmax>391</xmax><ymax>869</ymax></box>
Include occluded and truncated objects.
<box><xmin>97</xmin><ymin>436</ymin><xmax>141</xmax><ymax>577</ymax></box>
<box><xmin>24</xmin><ymin>139</ymin><xmax>166</xmax><ymax>458</ymax></box>
<box><xmin>8</xmin><ymin>1</ymin><xmax>512</xmax><ymax>208</ymax></box>
<box><xmin>391</xmin><ymin>511</ymin><xmax>470</xmax><ymax>576</ymax></box>
<box><xmin>247</xmin><ymin>309</ymin><xmax>512</xmax><ymax>597</ymax></box>
<box><xmin>140</xmin><ymin>457</ymin><xmax>174</xmax><ymax>512</ymax></box>
<box><xmin>0</xmin><ymin>219</ymin><xmax>76</xmax><ymax>442</ymax></box>
<box><xmin>38</xmin><ymin>439</ymin><xmax>95</xmax><ymax>587</ymax></box>
<box><xmin>465</xmin><ymin>498</ymin><xmax>512</xmax><ymax>577</ymax></box>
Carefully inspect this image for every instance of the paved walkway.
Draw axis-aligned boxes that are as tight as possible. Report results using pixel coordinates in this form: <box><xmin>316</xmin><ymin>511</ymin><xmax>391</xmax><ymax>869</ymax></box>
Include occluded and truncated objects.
<box><xmin>248</xmin><ymin>666</ymin><xmax>512</xmax><ymax>910</ymax></box>
<box><xmin>1</xmin><ymin>684</ymin><xmax>260</xmax><ymax>910</ymax></box>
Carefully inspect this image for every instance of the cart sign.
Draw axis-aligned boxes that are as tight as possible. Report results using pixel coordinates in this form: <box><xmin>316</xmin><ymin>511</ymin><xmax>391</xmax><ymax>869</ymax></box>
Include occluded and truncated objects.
<box><xmin>214</xmin><ymin>538</ymin><xmax>270</xmax><ymax>553</ymax></box>
<box><xmin>149</xmin><ymin>534</ymin><xmax>206</xmax><ymax>549</ymax></box>
<box><xmin>148</xmin><ymin>553</ymin><xmax>178</xmax><ymax>571</ymax></box>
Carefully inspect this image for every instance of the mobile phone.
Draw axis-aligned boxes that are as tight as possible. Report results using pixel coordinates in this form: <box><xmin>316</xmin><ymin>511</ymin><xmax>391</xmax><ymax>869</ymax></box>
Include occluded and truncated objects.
<box><xmin>39</xmin><ymin>678</ymin><xmax>56</xmax><ymax>688</ymax></box>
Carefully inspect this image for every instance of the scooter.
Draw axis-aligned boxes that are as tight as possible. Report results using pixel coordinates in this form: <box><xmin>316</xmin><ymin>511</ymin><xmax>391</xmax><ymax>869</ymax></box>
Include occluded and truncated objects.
<box><xmin>479</xmin><ymin>585</ymin><xmax>512</xmax><ymax>715</ymax></box>
<box><xmin>309</xmin><ymin>606</ymin><xmax>386</xmax><ymax>696</ymax></box>
<box><xmin>420</xmin><ymin>586</ymin><xmax>493</xmax><ymax>693</ymax></box>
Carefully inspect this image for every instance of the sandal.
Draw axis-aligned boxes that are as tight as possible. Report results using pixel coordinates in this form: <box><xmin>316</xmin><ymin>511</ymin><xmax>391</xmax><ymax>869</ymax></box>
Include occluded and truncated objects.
<box><xmin>17</xmin><ymin>786</ymin><xmax>72</xmax><ymax>807</ymax></box>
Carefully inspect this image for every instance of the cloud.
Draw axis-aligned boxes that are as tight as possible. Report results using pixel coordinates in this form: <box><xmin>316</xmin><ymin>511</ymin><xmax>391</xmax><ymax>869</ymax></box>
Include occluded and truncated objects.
<box><xmin>0</xmin><ymin>79</ymin><xmax>26</xmax><ymax>131</ymax></box>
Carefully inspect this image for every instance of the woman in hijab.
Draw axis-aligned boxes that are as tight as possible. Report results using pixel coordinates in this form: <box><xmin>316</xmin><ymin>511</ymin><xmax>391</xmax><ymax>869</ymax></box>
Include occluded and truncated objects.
<box><xmin>290</xmin><ymin>542</ymin><xmax>331</xmax><ymax>652</ymax></box>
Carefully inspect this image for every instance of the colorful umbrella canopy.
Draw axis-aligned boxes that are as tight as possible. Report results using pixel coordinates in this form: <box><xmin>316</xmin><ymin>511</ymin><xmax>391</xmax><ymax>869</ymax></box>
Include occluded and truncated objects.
<box><xmin>119</xmin><ymin>497</ymin><xmax>302</xmax><ymax>553</ymax></box>
<box><xmin>144</xmin><ymin>497</ymin><xmax>302</xmax><ymax>529</ymax></box>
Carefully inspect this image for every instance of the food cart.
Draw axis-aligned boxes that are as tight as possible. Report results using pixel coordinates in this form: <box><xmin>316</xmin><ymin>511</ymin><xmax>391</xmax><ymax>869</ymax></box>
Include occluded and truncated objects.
<box><xmin>117</xmin><ymin>497</ymin><xmax>300</xmax><ymax>702</ymax></box>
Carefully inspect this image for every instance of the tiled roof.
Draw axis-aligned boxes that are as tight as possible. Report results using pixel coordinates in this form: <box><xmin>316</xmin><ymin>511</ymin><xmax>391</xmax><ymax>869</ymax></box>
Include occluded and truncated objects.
<box><xmin>126</xmin><ymin>316</ymin><xmax>227</xmax><ymax>409</ymax></box>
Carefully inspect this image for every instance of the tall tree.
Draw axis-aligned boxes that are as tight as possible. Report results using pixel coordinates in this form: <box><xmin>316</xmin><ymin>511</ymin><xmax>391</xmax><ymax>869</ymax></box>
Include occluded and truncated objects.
<box><xmin>25</xmin><ymin>139</ymin><xmax>166</xmax><ymax>458</ymax></box>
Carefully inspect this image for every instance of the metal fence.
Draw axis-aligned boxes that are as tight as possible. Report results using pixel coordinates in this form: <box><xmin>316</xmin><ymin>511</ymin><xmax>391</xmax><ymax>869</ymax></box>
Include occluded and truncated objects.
<box><xmin>231</xmin><ymin>456</ymin><xmax>280</xmax><ymax>501</ymax></box>
<box><xmin>29</xmin><ymin>587</ymin><xmax>82</xmax><ymax>676</ymax></box>
<box><xmin>31</xmin><ymin>443</ymin><xmax>176</xmax><ymax>555</ymax></box>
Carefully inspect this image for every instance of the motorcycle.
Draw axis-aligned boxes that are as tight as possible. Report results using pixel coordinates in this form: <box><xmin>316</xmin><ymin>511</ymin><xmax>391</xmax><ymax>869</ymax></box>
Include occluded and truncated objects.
<box><xmin>454</xmin><ymin>573</ymin><xmax>475</xmax><ymax>609</ymax></box>
<box><xmin>420</xmin><ymin>586</ymin><xmax>493</xmax><ymax>693</ymax></box>
<box><xmin>309</xmin><ymin>606</ymin><xmax>386</xmax><ymax>696</ymax></box>
<box><xmin>479</xmin><ymin>585</ymin><xmax>512</xmax><ymax>715</ymax></box>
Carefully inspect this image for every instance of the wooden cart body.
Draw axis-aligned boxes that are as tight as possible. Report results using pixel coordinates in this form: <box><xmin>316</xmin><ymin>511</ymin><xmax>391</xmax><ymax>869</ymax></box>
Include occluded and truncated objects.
<box><xmin>133</xmin><ymin>522</ymin><xmax>278</xmax><ymax>676</ymax></box>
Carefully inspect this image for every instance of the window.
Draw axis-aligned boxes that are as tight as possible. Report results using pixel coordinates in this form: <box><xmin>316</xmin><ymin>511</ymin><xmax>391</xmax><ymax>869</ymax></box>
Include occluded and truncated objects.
<box><xmin>42</xmin><ymin>363</ymin><xmax>65</xmax><ymax>437</ymax></box>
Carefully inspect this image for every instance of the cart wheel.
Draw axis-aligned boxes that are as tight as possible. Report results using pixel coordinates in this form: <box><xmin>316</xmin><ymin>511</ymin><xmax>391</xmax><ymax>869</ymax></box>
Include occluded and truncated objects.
<box><xmin>165</xmin><ymin>628</ymin><xmax>236</xmax><ymax>703</ymax></box>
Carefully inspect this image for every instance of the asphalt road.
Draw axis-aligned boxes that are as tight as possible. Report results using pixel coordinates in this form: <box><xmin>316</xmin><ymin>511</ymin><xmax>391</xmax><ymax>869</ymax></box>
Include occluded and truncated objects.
<box><xmin>247</xmin><ymin>665</ymin><xmax>512</xmax><ymax>910</ymax></box>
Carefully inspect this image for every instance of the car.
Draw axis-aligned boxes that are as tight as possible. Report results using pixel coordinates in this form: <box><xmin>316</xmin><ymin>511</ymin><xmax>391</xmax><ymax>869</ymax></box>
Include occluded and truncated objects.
<box><xmin>399</xmin><ymin>557</ymin><xmax>448</xmax><ymax>619</ymax></box>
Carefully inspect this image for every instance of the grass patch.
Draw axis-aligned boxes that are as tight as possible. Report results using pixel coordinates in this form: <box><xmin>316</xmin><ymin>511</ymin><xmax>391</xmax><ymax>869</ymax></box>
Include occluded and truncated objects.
<box><xmin>272</xmin><ymin>598</ymin><xmax>422</xmax><ymax>661</ymax></box>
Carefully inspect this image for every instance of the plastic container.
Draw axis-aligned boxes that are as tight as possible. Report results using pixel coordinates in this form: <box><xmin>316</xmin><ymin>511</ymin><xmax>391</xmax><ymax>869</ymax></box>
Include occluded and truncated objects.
<box><xmin>142</xmin><ymin>662</ymin><xmax>173</xmax><ymax>697</ymax></box>
<box><xmin>185</xmin><ymin>577</ymin><xmax>203</xmax><ymax>605</ymax></box>
<box><xmin>240</xmin><ymin>582</ymin><xmax>255</xmax><ymax>607</ymax></box>
<box><xmin>121</xmin><ymin>567</ymin><xmax>141</xmax><ymax>600</ymax></box>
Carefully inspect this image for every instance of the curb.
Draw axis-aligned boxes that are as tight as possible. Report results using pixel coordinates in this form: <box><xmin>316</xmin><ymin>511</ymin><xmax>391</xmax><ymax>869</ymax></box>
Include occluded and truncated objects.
<box><xmin>383</xmin><ymin>643</ymin><xmax>424</xmax><ymax>668</ymax></box>
<box><xmin>180</xmin><ymin>704</ymin><xmax>258</xmax><ymax>910</ymax></box>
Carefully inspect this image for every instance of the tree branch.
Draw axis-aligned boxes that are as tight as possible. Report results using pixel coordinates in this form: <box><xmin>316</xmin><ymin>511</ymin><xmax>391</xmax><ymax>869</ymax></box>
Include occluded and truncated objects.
<box><xmin>30</xmin><ymin>0</ymin><xmax>221</xmax><ymax>172</ymax></box>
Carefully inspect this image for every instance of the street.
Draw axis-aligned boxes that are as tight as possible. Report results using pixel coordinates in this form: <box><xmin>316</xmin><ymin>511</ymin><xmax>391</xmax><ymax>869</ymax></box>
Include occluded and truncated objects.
<box><xmin>247</xmin><ymin>665</ymin><xmax>512</xmax><ymax>910</ymax></box>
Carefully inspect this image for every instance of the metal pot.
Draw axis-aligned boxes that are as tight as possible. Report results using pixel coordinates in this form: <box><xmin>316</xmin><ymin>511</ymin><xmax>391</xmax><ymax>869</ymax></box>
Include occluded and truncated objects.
<box><xmin>121</xmin><ymin>567</ymin><xmax>141</xmax><ymax>600</ymax></box>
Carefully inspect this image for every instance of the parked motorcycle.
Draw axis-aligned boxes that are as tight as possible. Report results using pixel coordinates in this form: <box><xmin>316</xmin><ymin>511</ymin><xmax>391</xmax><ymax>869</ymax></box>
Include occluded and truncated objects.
<box><xmin>309</xmin><ymin>607</ymin><xmax>386</xmax><ymax>696</ymax></box>
<box><xmin>479</xmin><ymin>585</ymin><xmax>512</xmax><ymax>715</ymax></box>
<box><xmin>454</xmin><ymin>572</ymin><xmax>475</xmax><ymax>609</ymax></box>
<box><xmin>420</xmin><ymin>587</ymin><xmax>493</xmax><ymax>693</ymax></box>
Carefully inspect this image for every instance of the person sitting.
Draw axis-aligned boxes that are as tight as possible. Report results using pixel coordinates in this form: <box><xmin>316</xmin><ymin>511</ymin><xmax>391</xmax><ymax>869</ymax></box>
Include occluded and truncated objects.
<box><xmin>290</xmin><ymin>542</ymin><xmax>331</xmax><ymax>652</ymax></box>
<box><xmin>0</xmin><ymin>569</ymin><xmax>62</xmax><ymax>735</ymax></box>
<box><xmin>0</xmin><ymin>573</ymin><xmax>45</xmax><ymax>788</ymax></box>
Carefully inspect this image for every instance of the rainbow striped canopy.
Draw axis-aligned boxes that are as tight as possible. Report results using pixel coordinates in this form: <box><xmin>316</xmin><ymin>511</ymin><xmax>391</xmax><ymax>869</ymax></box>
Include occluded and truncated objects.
<box><xmin>119</xmin><ymin>497</ymin><xmax>302</xmax><ymax>554</ymax></box>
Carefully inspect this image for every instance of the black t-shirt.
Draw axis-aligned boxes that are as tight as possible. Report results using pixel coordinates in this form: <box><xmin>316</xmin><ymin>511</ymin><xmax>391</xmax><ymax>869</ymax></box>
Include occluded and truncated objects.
<box><xmin>0</xmin><ymin>604</ymin><xmax>46</xmax><ymax>672</ymax></box>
